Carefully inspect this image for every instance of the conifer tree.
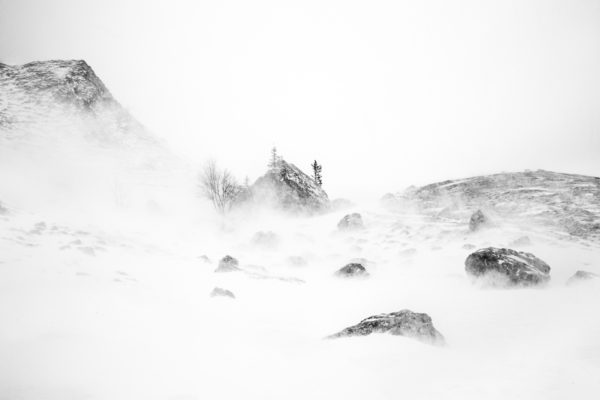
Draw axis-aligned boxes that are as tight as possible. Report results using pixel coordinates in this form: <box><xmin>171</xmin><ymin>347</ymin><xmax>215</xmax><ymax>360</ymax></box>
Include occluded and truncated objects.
<box><xmin>311</xmin><ymin>160</ymin><xmax>323</xmax><ymax>186</ymax></box>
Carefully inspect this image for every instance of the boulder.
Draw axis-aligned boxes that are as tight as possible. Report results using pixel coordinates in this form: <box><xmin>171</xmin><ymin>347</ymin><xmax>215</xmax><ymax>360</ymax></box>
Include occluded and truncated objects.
<box><xmin>337</xmin><ymin>213</ymin><xmax>364</xmax><ymax>231</ymax></box>
<box><xmin>566</xmin><ymin>270</ymin><xmax>599</xmax><ymax>286</ymax></box>
<box><xmin>210</xmin><ymin>287</ymin><xmax>235</xmax><ymax>298</ymax></box>
<box><xmin>328</xmin><ymin>309</ymin><xmax>444</xmax><ymax>345</ymax></box>
<box><xmin>465</xmin><ymin>247</ymin><xmax>551</xmax><ymax>286</ymax></box>
<box><xmin>469</xmin><ymin>209</ymin><xmax>488</xmax><ymax>231</ymax></box>
<box><xmin>215</xmin><ymin>255</ymin><xmax>240</xmax><ymax>272</ymax></box>
<box><xmin>335</xmin><ymin>262</ymin><xmax>368</xmax><ymax>278</ymax></box>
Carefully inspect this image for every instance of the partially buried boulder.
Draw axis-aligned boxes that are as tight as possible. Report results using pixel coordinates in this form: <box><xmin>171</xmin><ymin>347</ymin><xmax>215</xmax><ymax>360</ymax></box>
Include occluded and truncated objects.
<box><xmin>566</xmin><ymin>270</ymin><xmax>599</xmax><ymax>286</ymax></box>
<box><xmin>465</xmin><ymin>247</ymin><xmax>550</xmax><ymax>286</ymax></box>
<box><xmin>210</xmin><ymin>287</ymin><xmax>235</xmax><ymax>298</ymax></box>
<box><xmin>469</xmin><ymin>209</ymin><xmax>488</xmax><ymax>231</ymax></box>
<box><xmin>328</xmin><ymin>309</ymin><xmax>444</xmax><ymax>345</ymax></box>
<box><xmin>338</xmin><ymin>213</ymin><xmax>364</xmax><ymax>231</ymax></box>
<box><xmin>215</xmin><ymin>255</ymin><xmax>240</xmax><ymax>272</ymax></box>
<box><xmin>335</xmin><ymin>262</ymin><xmax>368</xmax><ymax>278</ymax></box>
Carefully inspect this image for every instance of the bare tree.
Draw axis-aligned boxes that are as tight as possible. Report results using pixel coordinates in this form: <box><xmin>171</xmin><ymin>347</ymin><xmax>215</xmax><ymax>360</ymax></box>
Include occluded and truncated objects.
<box><xmin>199</xmin><ymin>160</ymin><xmax>239</xmax><ymax>214</ymax></box>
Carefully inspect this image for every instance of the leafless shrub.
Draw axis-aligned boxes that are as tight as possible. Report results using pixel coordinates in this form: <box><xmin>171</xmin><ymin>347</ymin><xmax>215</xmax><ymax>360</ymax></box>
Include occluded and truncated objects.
<box><xmin>198</xmin><ymin>160</ymin><xmax>239</xmax><ymax>214</ymax></box>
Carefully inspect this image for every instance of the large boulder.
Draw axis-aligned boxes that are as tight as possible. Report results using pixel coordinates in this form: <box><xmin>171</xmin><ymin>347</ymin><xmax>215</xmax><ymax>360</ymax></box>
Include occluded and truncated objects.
<box><xmin>335</xmin><ymin>262</ymin><xmax>368</xmax><ymax>278</ymax></box>
<box><xmin>337</xmin><ymin>213</ymin><xmax>364</xmax><ymax>231</ymax></box>
<box><xmin>566</xmin><ymin>270</ymin><xmax>599</xmax><ymax>286</ymax></box>
<box><xmin>215</xmin><ymin>255</ymin><xmax>240</xmax><ymax>272</ymax></box>
<box><xmin>328</xmin><ymin>309</ymin><xmax>445</xmax><ymax>345</ymax></box>
<box><xmin>465</xmin><ymin>247</ymin><xmax>551</xmax><ymax>286</ymax></box>
<box><xmin>469</xmin><ymin>209</ymin><xmax>488</xmax><ymax>231</ymax></box>
<box><xmin>247</xmin><ymin>159</ymin><xmax>329</xmax><ymax>213</ymax></box>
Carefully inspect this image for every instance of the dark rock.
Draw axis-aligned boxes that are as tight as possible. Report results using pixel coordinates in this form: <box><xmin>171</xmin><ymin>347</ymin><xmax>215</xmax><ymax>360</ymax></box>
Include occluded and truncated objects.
<box><xmin>465</xmin><ymin>247</ymin><xmax>551</xmax><ymax>286</ymax></box>
<box><xmin>337</xmin><ymin>213</ymin><xmax>364</xmax><ymax>231</ymax></box>
<box><xmin>469</xmin><ymin>210</ymin><xmax>488</xmax><ymax>231</ymax></box>
<box><xmin>335</xmin><ymin>263</ymin><xmax>368</xmax><ymax>278</ymax></box>
<box><xmin>251</xmin><ymin>231</ymin><xmax>279</xmax><ymax>248</ymax></box>
<box><xmin>210</xmin><ymin>287</ymin><xmax>235</xmax><ymax>298</ymax></box>
<box><xmin>215</xmin><ymin>255</ymin><xmax>240</xmax><ymax>272</ymax></box>
<box><xmin>566</xmin><ymin>270</ymin><xmax>599</xmax><ymax>286</ymax></box>
<box><xmin>328</xmin><ymin>309</ymin><xmax>444</xmax><ymax>345</ymax></box>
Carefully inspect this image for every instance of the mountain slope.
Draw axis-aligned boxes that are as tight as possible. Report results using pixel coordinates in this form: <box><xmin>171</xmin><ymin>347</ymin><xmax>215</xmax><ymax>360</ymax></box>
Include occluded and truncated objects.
<box><xmin>0</xmin><ymin>59</ymin><xmax>156</xmax><ymax>147</ymax></box>
<box><xmin>385</xmin><ymin>170</ymin><xmax>600</xmax><ymax>242</ymax></box>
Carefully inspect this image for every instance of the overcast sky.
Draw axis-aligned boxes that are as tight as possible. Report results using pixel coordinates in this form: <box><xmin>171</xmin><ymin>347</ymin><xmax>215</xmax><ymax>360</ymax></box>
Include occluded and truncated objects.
<box><xmin>1</xmin><ymin>0</ymin><xmax>599</xmax><ymax>199</ymax></box>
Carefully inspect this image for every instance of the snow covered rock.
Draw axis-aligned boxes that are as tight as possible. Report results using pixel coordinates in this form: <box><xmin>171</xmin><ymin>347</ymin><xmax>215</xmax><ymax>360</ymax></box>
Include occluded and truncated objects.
<box><xmin>465</xmin><ymin>247</ymin><xmax>551</xmax><ymax>286</ymax></box>
<box><xmin>248</xmin><ymin>159</ymin><xmax>329</xmax><ymax>213</ymax></box>
<box><xmin>469</xmin><ymin>210</ymin><xmax>488</xmax><ymax>231</ymax></box>
<box><xmin>566</xmin><ymin>270</ymin><xmax>599</xmax><ymax>286</ymax></box>
<box><xmin>328</xmin><ymin>309</ymin><xmax>445</xmax><ymax>345</ymax></box>
<box><xmin>210</xmin><ymin>287</ymin><xmax>235</xmax><ymax>298</ymax></box>
<box><xmin>215</xmin><ymin>255</ymin><xmax>240</xmax><ymax>272</ymax></box>
<box><xmin>335</xmin><ymin>262</ymin><xmax>368</xmax><ymax>278</ymax></box>
<box><xmin>337</xmin><ymin>213</ymin><xmax>364</xmax><ymax>231</ymax></box>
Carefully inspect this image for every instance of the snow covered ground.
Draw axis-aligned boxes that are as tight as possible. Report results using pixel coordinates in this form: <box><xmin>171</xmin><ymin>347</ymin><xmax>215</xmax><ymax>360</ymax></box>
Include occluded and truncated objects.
<box><xmin>1</xmin><ymin>181</ymin><xmax>599</xmax><ymax>399</ymax></box>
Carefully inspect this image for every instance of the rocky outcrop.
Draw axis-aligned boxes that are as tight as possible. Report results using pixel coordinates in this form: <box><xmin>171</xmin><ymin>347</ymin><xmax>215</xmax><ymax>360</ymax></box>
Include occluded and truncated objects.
<box><xmin>247</xmin><ymin>159</ymin><xmax>329</xmax><ymax>213</ymax></box>
<box><xmin>328</xmin><ymin>310</ymin><xmax>444</xmax><ymax>345</ymax></box>
<box><xmin>210</xmin><ymin>287</ymin><xmax>235</xmax><ymax>298</ymax></box>
<box><xmin>566</xmin><ymin>270</ymin><xmax>599</xmax><ymax>286</ymax></box>
<box><xmin>215</xmin><ymin>255</ymin><xmax>240</xmax><ymax>272</ymax></box>
<box><xmin>335</xmin><ymin>262</ymin><xmax>368</xmax><ymax>277</ymax></box>
<box><xmin>337</xmin><ymin>213</ymin><xmax>364</xmax><ymax>231</ymax></box>
<box><xmin>469</xmin><ymin>210</ymin><xmax>488</xmax><ymax>231</ymax></box>
<box><xmin>465</xmin><ymin>247</ymin><xmax>551</xmax><ymax>286</ymax></box>
<box><xmin>0</xmin><ymin>59</ymin><xmax>157</xmax><ymax>148</ymax></box>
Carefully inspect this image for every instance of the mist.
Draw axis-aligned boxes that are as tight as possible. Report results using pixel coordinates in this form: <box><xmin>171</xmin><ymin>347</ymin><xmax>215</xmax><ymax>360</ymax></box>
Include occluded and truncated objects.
<box><xmin>2</xmin><ymin>1</ymin><xmax>600</xmax><ymax>399</ymax></box>
<box><xmin>2</xmin><ymin>0</ymin><xmax>599</xmax><ymax>199</ymax></box>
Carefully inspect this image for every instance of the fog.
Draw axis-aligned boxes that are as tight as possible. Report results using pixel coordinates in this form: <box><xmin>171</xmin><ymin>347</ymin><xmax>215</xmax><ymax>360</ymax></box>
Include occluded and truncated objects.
<box><xmin>2</xmin><ymin>1</ymin><xmax>600</xmax><ymax>399</ymax></box>
<box><xmin>2</xmin><ymin>0</ymin><xmax>599</xmax><ymax>199</ymax></box>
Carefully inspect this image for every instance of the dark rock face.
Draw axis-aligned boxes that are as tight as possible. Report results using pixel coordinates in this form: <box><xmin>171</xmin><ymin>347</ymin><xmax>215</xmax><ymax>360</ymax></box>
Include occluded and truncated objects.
<box><xmin>328</xmin><ymin>310</ymin><xmax>444</xmax><ymax>345</ymax></box>
<box><xmin>465</xmin><ymin>247</ymin><xmax>551</xmax><ymax>286</ymax></box>
<box><xmin>215</xmin><ymin>255</ymin><xmax>240</xmax><ymax>272</ymax></box>
<box><xmin>210</xmin><ymin>287</ymin><xmax>235</xmax><ymax>298</ymax></box>
<box><xmin>469</xmin><ymin>210</ymin><xmax>488</xmax><ymax>231</ymax></box>
<box><xmin>335</xmin><ymin>263</ymin><xmax>368</xmax><ymax>277</ymax></box>
<box><xmin>338</xmin><ymin>213</ymin><xmax>364</xmax><ymax>231</ymax></box>
<box><xmin>248</xmin><ymin>159</ymin><xmax>329</xmax><ymax>213</ymax></box>
<box><xmin>566</xmin><ymin>270</ymin><xmax>599</xmax><ymax>286</ymax></box>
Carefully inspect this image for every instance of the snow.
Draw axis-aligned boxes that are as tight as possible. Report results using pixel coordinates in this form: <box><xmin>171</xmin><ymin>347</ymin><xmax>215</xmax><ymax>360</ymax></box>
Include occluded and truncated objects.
<box><xmin>1</xmin><ymin>182</ymin><xmax>600</xmax><ymax>399</ymax></box>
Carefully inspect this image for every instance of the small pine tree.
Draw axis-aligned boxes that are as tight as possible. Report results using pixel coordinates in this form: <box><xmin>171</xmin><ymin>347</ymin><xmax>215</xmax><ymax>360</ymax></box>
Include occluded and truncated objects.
<box><xmin>311</xmin><ymin>160</ymin><xmax>322</xmax><ymax>186</ymax></box>
<box><xmin>268</xmin><ymin>147</ymin><xmax>279</xmax><ymax>170</ymax></box>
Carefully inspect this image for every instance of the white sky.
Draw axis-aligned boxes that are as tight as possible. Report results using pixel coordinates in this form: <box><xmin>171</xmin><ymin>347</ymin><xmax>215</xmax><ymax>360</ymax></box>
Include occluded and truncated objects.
<box><xmin>1</xmin><ymin>0</ymin><xmax>599</xmax><ymax>200</ymax></box>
